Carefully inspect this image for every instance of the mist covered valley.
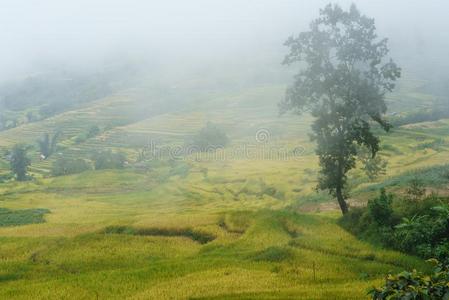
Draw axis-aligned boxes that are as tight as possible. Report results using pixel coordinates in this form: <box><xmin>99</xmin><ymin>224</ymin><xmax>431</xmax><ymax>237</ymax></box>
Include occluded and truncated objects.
<box><xmin>0</xmin><ymin>1</ymin><xmax>449</xmax><ymax>299</ymax></box>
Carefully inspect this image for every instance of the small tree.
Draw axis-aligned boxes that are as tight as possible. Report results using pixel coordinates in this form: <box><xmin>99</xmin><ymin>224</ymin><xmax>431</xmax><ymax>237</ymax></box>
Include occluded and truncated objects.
<box><xmin>9</xmin><ymin>144</ymin><xmax>31</xmax><ymax>181</ymax></box>
<box><xmin>367</xmin><ymin>189</ymin><xmax>393</xmax><ymax>226</ymax></box>
<box><xmin>406</xmin><ymin>177</ymin><xmax>426</xmax><ymax>202</ymax></box>
<box><xmin>189</xmin><ymin>122</ymin><xmax>229</xmax><ymax>152</ymax></box>
<box><xmin>281</xmin><ymin>4</ymin><xmax>400</xmax><ymax>214</ymax></box>
<box><xmin>37</xmin><ymin>131</ymin><xmax>60</xmax><ymax>159</ymax></box>
<box><xmin>51</xmin><ymin>158</ymin><xmax>91</xmax><ymax>176</ymax></box>
<box><xmin>92</xmin><ymin>150</ymin><xmax>126</xmax><ymax>170</ymax></box>
<box><xmin>369</xmin><ymin>259</ymin><xmax>449</xmax><ymax>300</ymax></box>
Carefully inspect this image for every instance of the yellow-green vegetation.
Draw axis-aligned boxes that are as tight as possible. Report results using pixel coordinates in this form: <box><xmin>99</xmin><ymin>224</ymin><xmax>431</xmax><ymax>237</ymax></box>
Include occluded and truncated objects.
<box><xmin>0</xmin><ymin>158</ymin><xmax>431</xmax><ymax>299</ymax></box>
<box><xmin>0</xmin><ymin>72</ymin><xmax>448</xmax><ymax>299</ymax></box>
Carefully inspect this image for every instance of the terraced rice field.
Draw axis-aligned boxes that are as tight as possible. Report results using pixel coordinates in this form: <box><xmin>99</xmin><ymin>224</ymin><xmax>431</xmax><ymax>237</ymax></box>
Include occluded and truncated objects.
<box><xmin>0</xmin><ymin>71</ymin><xmax>448</xmax><ymax>299</ymax></box>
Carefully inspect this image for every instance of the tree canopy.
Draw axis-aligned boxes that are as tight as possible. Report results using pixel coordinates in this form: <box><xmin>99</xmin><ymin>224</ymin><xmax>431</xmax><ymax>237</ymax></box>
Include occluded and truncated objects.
<box><xmin>281</xmin><ymin>4</ymin><xmax>401</xmax><ymax>214</ymax></box>
<box><xmin>9</xmin><ymin>144</ymin><xmax>31</xmax><ymax>181</ymax></box>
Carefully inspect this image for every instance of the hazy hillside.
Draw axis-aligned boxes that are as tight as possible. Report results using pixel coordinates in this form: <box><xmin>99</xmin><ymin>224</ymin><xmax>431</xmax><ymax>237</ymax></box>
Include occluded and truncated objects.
<box><xmin>1</xmin><ymin>1</ymin><xmax>449</xmax><ymax>299</ymax></box>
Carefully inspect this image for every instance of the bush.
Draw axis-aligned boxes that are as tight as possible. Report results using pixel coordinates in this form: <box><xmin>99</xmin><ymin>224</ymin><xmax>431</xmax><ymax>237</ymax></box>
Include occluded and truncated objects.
<box><xmin>92</xmin><ymin>150</ymin><xmax>126</xmax><ymax>170</ymax></box>
<box><xmin>187</xmin><ymin>122</ymin><xmax>229</xmax><ymax>152</ymax></box>
<box><xmin>51</xmin><ymin>158</ymin><xmax>92</xmax><ymax>176</ymax></box>
<box><xmin>406</xmin><ymin>177</ymin><xmax>426</xmax><ymax>202</ymax></box>
<box><xmin>74</xmin><ymin>125</ymin><xmax>101</xmax><ymax>144</ymax></box>
<box><xmin>369</xmin><ymin>259</ymin><xmax>449</xmax><ymax>300</ymax></box>
<box><xmin>368</xmin><ymin>189</ymin><xmax>394</xmax><ymax>226</ymax></box>
<box><xmin>0</xmin><ymin>172</ymin><xmax>14</xmax><ymax>183</ymax></box>
<box><xmin>252</xmin><ymin>246</ymin><xmax>294</xmax><ymax>262</ymax></box>
<box><xmin>365</xmin><ymin>165</ymin><xmax>449</xmax><ymax>193</ymax></box>
<box><xmin>341</xmin><ymin>189</ymin><xmax>449</xmax><ymax>261</ymax></box>
<box><xmin>0</xmin><ymin>208</ymin><xmax>50</xmax><ymax>227</ymax></box>
<box><xmin>415</xmin><ymin>139</ymin><xmax>447</xmax><ymax>151</ymax></box>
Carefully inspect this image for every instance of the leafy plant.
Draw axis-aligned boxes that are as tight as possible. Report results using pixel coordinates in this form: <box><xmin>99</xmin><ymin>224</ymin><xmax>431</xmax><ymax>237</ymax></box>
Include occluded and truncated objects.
<box><xmin>0</xmin><ymin>208</ymin><xmax>50</xmax><ymax>227</ymax></box>
<box><xmin>406</xmin><ymin>177</ymin><xmax>426</xmax><ymax>202</ymax></box>
<box><xmin>74</xmin><ymin>125</ymin><xmax>101</xmax><ymax>144</ymax></box>
<box><xmin>369</xmin><ymin>259</ymin><xmax>449</xmax><ymax>300</ymax></box>
<box><xmin>368</xmin><ymin>189</ymin><xmax>393</xmax><ymax>226</ymax></box>
<box><xmin>92</xmin><ymin>150</ymin><xmax>126</xmax><ymax>170</ymax></box>
<box><xmin>359</xmin><ymin>146</ymin><xmax>388</xmax><ymax>181</ymax></box>
<box><xmin>51</xmin><ymin>158</ymin><xmax>92</xmax><ymax>176</ymax></box>
<box><xmin>341</xmin><ymin>190</ymin><xmax>449</xmax><ymax>260</ymax></box>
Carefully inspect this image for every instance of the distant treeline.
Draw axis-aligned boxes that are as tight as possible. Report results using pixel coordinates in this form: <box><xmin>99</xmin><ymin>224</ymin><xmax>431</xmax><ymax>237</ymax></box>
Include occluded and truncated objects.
<box><xmin>391</xmin><ymin>101</ymin><xmax>449</xmax><ymax>127</ymax></box>
<box><xmin>0</xmin><ymin>64</ymin><xmax>141</xmax><ymax>130</ymax></box>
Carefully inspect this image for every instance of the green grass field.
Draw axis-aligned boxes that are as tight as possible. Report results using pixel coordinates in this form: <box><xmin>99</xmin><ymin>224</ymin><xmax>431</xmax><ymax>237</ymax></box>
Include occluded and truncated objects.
<box><xmin>0</xmin><ymin>70</ymin><xmax>448</xmax><ymax>299</ymax></box>
<box><xmin>0</xmin><ymin>170</ymin><xmax>426</xmax><ymax>299</ymax></box>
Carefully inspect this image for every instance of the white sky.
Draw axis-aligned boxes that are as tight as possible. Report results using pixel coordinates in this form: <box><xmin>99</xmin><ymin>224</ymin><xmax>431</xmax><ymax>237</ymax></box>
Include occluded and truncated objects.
<box><xmin>0</xmin><ymin>0</ymin><xmax>448</xmax><ymax>77</ymax></box>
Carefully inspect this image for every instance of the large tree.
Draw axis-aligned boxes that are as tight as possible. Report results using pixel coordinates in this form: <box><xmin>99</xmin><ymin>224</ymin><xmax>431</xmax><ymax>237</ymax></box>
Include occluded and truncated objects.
<box><xmin>281</xmin><ymin>4</ymin><xmax>400</xmax><ymax>214</ymax></box>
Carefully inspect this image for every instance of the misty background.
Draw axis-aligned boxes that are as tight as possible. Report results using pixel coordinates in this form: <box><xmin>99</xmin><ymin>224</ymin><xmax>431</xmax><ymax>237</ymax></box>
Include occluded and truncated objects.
<box><xmin>1</xmin><ymin>0</ymin><xmax>448</xmax><ymax>81</ymax></box>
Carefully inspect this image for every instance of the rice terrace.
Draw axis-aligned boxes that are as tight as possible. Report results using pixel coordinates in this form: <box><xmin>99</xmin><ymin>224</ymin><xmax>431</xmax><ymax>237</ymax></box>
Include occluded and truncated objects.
<box><xmin>0</xmin><ymin>1</ymin><xmax>448</xmax><ymax>299</ymax></box>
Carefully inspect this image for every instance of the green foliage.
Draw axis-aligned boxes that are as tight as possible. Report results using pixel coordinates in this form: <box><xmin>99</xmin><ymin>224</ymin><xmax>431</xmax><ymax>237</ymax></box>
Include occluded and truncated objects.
<box><xmin>0</xmin><ymin>172</ymin><xmax>14</xmax><ymax>183</ymax></box>
<box><xmin>0</xmin><ymin>70</ymin><xmax>115</xmax><ymax>115</ymax></box>
<box><xmin>0</xmin><ymin>208</ymin><xmax>50</xmax><ymax>227</ymax></box>
<box><xmin>359</xmin><ymin>146</ymin><xmax>388</xmax><ymax>180</ymax></box>
<box><xmin>415</xmin><ymin>139</ymin><xmax>448</xmax><ymax>151</ymax></box>
<box><xmin>74</xmin><ymin>125</ymin><xmax>101</xmax><ymax>144</ymax></box>
<box><xmin>37</xmin><ymin>131</ymin><xmax>61</xmax><ymax>159</ymax></box>
<box><xmin>167</xmin><ymin>161</ymin><xmax>191</xmax><ymax>178</ymax></box>
<box><xmin>369</xmin><ymin>259</ymin><xmax>449</xmax><ymax>300</ymax></box>
<box><xmin>103</xmin><ymin>225</ymin><xmax>216</xmax><ymax>244</ymax></box>
<box><xmin>341</xmin><ymin>189</ymin><xmax>449</xmax><ymax>261</ymax></box>
<box><xmin>92</xmin><ymin>150</ymin><xmax>126</xmax><ymax>170</ymax></box>
<box><xmin>367</xmin><ymin>189</ymin><xmax>394</xmax><ymax>226</ymax></box>
<box><xmin>188</xmin><ymin>122</ymin><xmax>229</xmax><ymax>152</ymax></box>
<box><xmin>251</xmin><ymin>246</ymin><xmax>294</xmax><ymax>262</ymax></box>
<box><xmin>9</xmin><ymin>144</ymin><xmax>31</xmax><ymax>181</ymax></box>
<box><xmin>392</xmin><ymin>107</ymin><xmax>449</xmax><ymax>127</ymax></box>
<box><xmin>51</xmin><ymin>158</ymin><xmax>92</xmax><ymax>176</ymax></box>
<box><xmin>0</xmin><ymin>113</ymin><xmax>20</xmax><ymax>131</ymax></box>
<box><xmin>365</xmin><ymin>165</ymin><xmax>449</xmax><ymax>192</ymax></box>
<box><xmin>281</xmin><ymin>3</ymin><xmax>400</xmax><ymax>214</ymax></box>
<box><xmin>406</xmin><ymin>177</ymin><xmax>427</xmax><ymax>202</ymax></box>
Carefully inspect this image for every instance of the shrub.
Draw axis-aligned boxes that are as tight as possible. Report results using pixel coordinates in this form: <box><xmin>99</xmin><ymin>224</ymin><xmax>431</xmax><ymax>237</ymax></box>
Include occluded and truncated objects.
<box><xmin>341</xmin><ymin>189</ymin><xmax>449</xmax><ymax>261</ymax></box>
<box><xmin>252</xmin><ymin>246</ymin><xmax>294</xmax><ymax>262</ymax></box>
<box><xmin>102</xmin><ymin>226</ymin><xmax>216</xmax><ymax>244</ymax></box>
<box><xmin>369</xmin><ymin>259</ymin><xmax>449</xmax><ymax>300</ymax></box>
<box><xmin>0</xmin><ymin>208</ymin><xmax>50</xmax><ymax>227</ymax></box>
<box><xmin>74</xmin><ymin>125</ymin><xmax>101</xmax><ymax>144</ymax></box>
<box><xmin>406</xmin><ymin>177</ymin><xmax>426</xmax><ymax>202</ymax></box>
<box><xmin>415</xmin><ymin>139</ymin><xmax>447</xmax><ymax>151</ymax></box>
<box><xmin>92</xmin><ymin>150</ymin><xmax>126</xmax><ymax>170</ymax></box>
<box><xmin>51</xmin><ymin>158</ymin><xmax>92</xmax><ymax>176</ymax></box>
<box><xmin>187</xmin><ymin>122</ymin><xmax>229</xmax><ymax>152</ymax></box>
<box><xmin>368</xmin><ymin>189</ymin><xmax>394</xmax><ymax>226</ymax></box>
<box><xmin>364</xmin><ymin>165</ymin><xmax>449</xmax><ymax>193</ymax></box>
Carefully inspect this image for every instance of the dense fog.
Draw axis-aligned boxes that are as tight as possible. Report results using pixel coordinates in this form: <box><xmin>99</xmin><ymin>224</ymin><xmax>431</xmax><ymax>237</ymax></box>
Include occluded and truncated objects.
<box><xmin>1</xmin><ymin>0</ymin><xmax>448</xmax><ymax>81</ymax></box>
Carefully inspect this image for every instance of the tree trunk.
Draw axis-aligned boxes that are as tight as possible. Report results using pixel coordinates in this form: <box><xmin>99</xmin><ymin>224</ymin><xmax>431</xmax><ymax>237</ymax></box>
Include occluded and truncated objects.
<box><xmin>336</xmin><ymin>186</ymin><xmax>349</xmax><ymax>215</ymax></box>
